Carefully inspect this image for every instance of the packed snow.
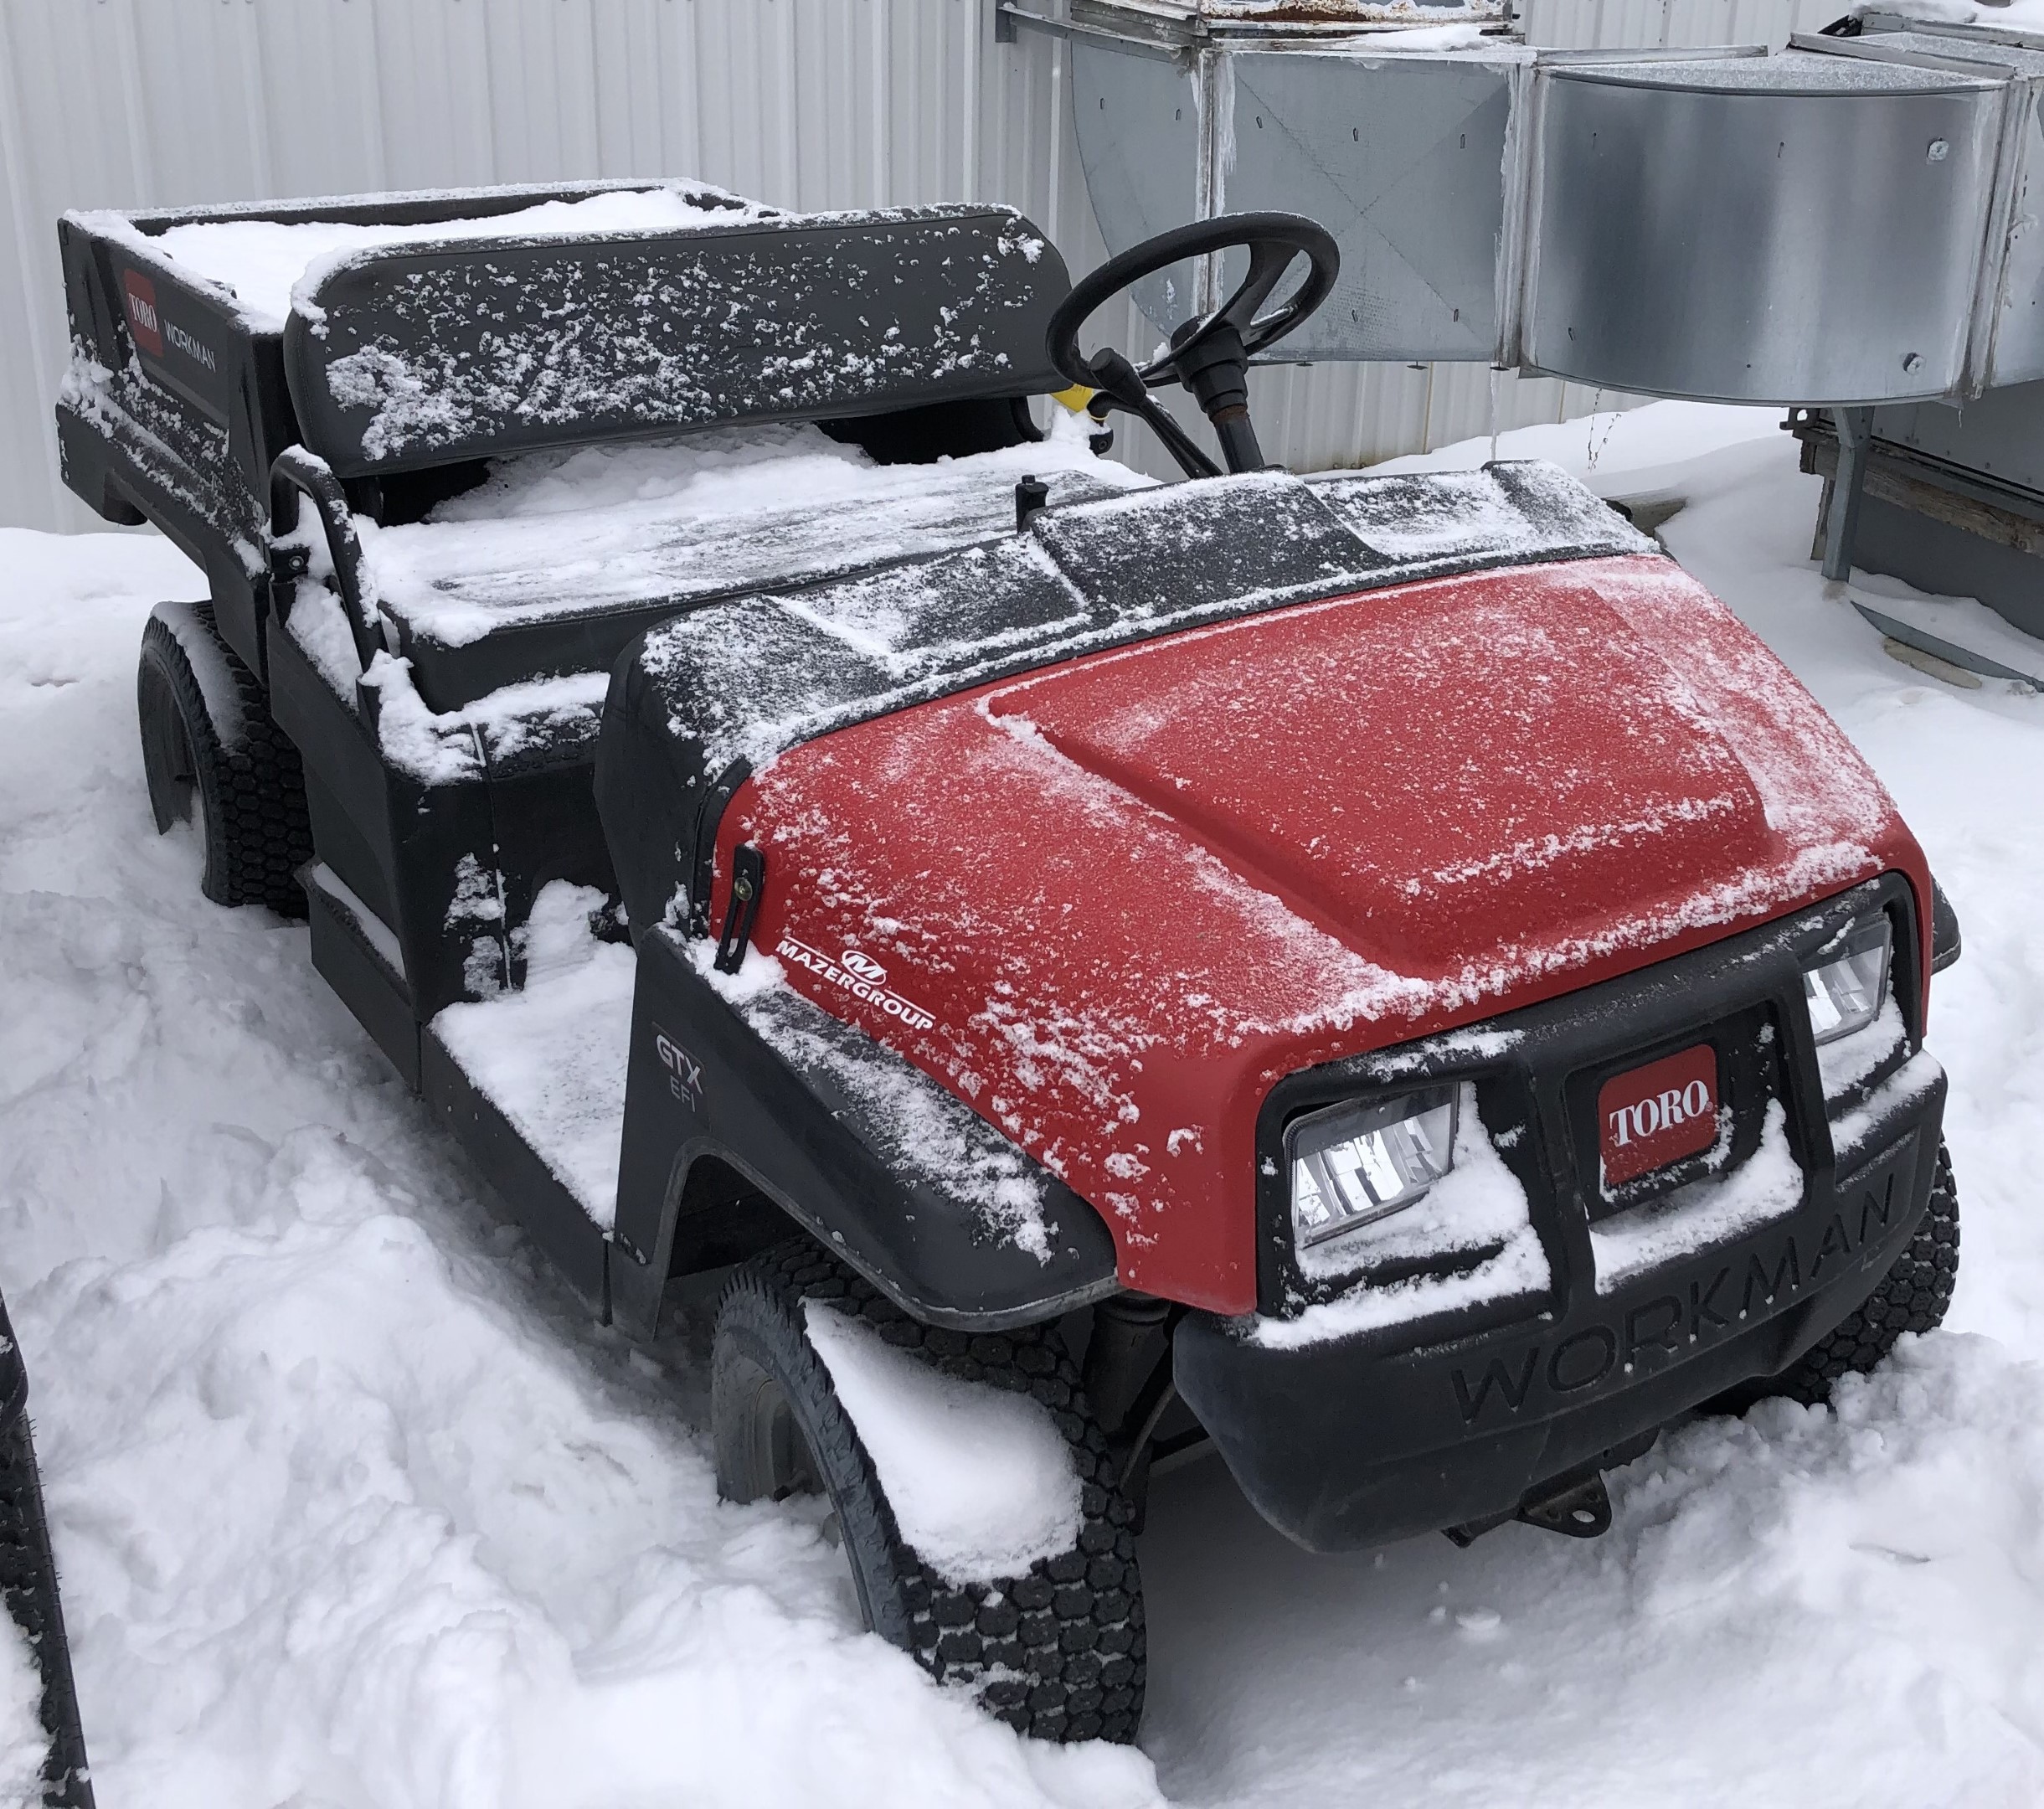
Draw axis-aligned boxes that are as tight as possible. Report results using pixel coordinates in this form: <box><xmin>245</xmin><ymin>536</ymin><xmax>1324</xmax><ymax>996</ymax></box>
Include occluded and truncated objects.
<box><xmin>1588</xmin><ymin>1099</ymin><xmax>1805</xmax><ymax>1295</ymax></box>
<box><xmin>801</xmin><ymin>1302</ymin><xmax>1083</xmax><ymax>1585</ymax></box>
<box><xmin>432</xmin><ymin>882</ymin><xmax>636</xmax><ymax>1229</ymax></box>
<box><xmin>4</xmin><ymin>395</ymin><xmax>2044</xmax><ymax>1806</ymax></box>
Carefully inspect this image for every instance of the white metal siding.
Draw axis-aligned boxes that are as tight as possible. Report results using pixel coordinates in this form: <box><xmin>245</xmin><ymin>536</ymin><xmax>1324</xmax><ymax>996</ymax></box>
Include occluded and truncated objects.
<box><xmin>0</xmin><ymin>0</ymin><xmax>1817</xmax><ymax>533</ymax></box>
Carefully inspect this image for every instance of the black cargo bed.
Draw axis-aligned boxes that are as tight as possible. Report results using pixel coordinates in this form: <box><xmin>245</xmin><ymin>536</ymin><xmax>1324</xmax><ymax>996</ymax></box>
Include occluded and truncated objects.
<box><xmin>57</xmin><ymin>178</ymin><xmax>753</xmax><ymax>676</ymax></box>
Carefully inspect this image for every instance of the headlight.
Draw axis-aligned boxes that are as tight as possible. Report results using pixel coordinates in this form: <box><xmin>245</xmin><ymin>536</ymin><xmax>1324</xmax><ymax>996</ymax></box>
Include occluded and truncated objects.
<box><xmin>1288</xmin><ymin>1087</ymin><xmax>1458</xmax><ymax>1249</ymax></box>
<box><xmin>1802</xmin><ymin>915</ymin><xmax>1892</xmax><ymax>1046</ymax></box>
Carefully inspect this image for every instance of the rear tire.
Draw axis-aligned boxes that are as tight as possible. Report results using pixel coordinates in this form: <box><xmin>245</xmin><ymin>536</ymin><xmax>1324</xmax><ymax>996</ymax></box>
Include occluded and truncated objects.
<box><xmin>136</xmin><ymin>602</ymin><xmax>311</xmax><ymax>916</ymax></box>
<box><xmin>1725</xmin><ymin>1138</ymin><xmax>1959</xmax><ymax>1410</ymax></box>
<box><xmin>712</xmin><ymin>1242</ymin><xmax>1146</xmax><ymax>1743</ymax></box>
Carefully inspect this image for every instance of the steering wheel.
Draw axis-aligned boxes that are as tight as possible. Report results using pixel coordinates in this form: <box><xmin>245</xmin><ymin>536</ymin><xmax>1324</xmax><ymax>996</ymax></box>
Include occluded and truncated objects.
<box><xmin>1046</xmin><ymin>213</ymin><xmax>1340</xmax><ymax>480</ymax></box>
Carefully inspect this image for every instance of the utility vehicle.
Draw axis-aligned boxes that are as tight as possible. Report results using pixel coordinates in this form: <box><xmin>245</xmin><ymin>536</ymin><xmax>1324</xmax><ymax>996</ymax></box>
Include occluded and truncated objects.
<box><xmin>54</xmin><ymin>181</ymin><xmax>1959</xmax><ymax>1743</ymax></box>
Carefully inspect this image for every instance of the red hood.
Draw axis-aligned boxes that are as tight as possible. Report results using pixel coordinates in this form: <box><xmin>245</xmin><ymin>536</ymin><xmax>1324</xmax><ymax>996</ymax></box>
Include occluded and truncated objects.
<box><xmin>721</xmin><ymin>554</ymin><xmax>1927</xmax><ymax>1312</ymax></box>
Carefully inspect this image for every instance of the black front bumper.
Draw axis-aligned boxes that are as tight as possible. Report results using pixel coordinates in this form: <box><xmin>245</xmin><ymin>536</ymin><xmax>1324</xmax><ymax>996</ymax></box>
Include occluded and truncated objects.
<box><xmin>1173</xmin><ymin>876</ymin><xmax>1947</xmax><ymax>1553</ymax></box>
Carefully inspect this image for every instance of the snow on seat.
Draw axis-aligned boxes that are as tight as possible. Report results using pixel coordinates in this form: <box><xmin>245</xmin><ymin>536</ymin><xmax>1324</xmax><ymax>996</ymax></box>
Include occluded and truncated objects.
<box><xmin>137</xmin><ymin>181</ymin><xmax>776</xmax><ymax>332</ymax></box>
<box><xmin>281</xmin><ymin>203</ymin><xmax>1071</xmax><ymax>479</ymax></box>
<box><xmin>353</xmin><ymin>421</ymin><xmax>1149</xmax><ymax>711</ymax></box>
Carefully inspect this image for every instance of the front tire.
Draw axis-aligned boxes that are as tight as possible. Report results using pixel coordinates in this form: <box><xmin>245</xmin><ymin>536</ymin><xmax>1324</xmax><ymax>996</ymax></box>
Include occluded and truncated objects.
<box><xmin>712</xmin><ymin>1242</ymin><xmax>1146</xmax><ymax>1742</ymax></box>
<box><xmin>1731</xmin><ymin>1139</ymin><xmax>1960</xmax><ymax>1410</ymax></box>
<box><xmin>136</xmin><ymin>601</ymin><xmax>311</xmax><ymax>915</ymax></box>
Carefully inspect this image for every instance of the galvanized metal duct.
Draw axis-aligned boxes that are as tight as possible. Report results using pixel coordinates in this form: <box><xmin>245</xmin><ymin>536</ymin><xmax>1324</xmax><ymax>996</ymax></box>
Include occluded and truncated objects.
<box><xmin>1048</xmin><ymin>3</ymin><xmax>2044</xmax><ymax>405</ymax></box>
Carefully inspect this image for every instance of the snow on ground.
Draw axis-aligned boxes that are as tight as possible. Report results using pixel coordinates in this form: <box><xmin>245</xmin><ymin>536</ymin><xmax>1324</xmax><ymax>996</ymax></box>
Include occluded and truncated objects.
<box><xmin>2</xmin><ymin>399</ymin><xmax>2042</xmax><ymax>1806</ymax></box>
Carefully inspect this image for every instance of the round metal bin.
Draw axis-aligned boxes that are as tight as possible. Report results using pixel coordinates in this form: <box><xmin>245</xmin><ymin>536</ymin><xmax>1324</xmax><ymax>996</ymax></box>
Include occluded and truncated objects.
<box><xmin>1521</xmin><ymin>55</ymin><xmax>2006</xmax><ymax>405</ymax></box>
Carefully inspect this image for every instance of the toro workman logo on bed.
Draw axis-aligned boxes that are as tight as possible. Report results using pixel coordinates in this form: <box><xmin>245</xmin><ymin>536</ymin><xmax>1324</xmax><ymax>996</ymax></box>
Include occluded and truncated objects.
<box><xmin>120</xmin><ymin>269</ymin><xmax>164</xmax><ymax>358</ymax></box>
<box><xmin>775</xmin><ymin>935</ymin><xmax>936</xmax><ymax>1033</ymax></box>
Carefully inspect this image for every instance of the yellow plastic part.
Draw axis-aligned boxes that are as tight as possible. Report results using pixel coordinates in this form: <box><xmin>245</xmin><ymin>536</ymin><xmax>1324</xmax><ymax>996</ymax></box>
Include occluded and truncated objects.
<box><xmin>1050</xmin><ymin>383</ymin><xmax>1098</xmax><ymax>413</ymax></box>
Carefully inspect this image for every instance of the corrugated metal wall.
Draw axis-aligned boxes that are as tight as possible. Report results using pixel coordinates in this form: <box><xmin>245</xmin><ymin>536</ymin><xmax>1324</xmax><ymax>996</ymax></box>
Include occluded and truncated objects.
<box><xmin>0</xmin><ymin>0</ymin><xmax>1825</xmax><ymax>533</ymax></box>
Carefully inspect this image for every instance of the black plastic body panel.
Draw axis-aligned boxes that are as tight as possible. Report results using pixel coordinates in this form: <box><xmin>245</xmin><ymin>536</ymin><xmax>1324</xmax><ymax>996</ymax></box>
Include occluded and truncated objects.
<box><xmin>420</xmin><ymin>1030</ymin><xmax>610</xmax><ymax>1317</ymax></box>
<box><xmin>608</xmin><ymin>924</ymin><xmax>1120</xmax><ymax>1339</ymax></box>
<box><xmin>271</xmin><ymin>618</ymin><xmax>529</xmax><ymax>1019</ymax></box>
<box><xmin>481</xmin><ymin>749</ymin><xmax>618</xmax><ymax>982</ymax></box>
<box><xmin>303</xmin><ymin>865</ymin><xmax>420</xmax><ymax>1091</ymax></box>
<box><xmin>54</xmin><ymin>386</ymin><xmax>269</xmax><ymax>678</ymax></box>
<box><xmin>1176</xmin><ymin>1086</ymin><xmax>1943</xmax><ymax>1553</ymax></box>
<box><xmin>397</xmin><ymin>602</ymin><xmax>704</xmax><ymax>719</ymax></box>
<box><xmin>58</xmin><ymin>214</ymin><xmax>300</xmax><ymax>523</ymax></box>
<box><xmin>1931</xmin><ymin>877</ymin><xmax>1962</xmax><ymax>972</ymax></box>
<box><xmin>268</xmin><ymin>627</ymin><xmax>398</xmax><ymax>916</ymax></box>
<box><xmin>60</xmin><ymin>184</ymin><xmax>747</xmax><ymax>498</ymax></box>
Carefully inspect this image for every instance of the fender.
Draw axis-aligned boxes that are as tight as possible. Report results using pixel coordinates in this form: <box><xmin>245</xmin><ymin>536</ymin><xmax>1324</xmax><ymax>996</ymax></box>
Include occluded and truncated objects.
<box><xmin>607</xmin><ymin>923</ymin><xmax>1121</xmax><ymax>1341</ymax></box>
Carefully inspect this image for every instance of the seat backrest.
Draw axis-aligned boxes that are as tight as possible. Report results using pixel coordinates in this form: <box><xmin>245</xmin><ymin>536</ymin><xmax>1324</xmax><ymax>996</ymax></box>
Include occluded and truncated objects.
<box><xmin>282</xmin><ymin>205</ymin><xmax>1069</xmax><ymax>479</ymax></box>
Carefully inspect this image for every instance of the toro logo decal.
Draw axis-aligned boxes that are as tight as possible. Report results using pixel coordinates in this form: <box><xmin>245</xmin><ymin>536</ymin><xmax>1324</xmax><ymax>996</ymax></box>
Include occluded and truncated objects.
<box><xmin>775</xmin><ymin>935</ymin><xmax>936</xmax><ymax>1032</ymax></box>
<box><xmin>119</xmin><ymin>267</ymin><xmax>218</xmax><ymax>373</ymax></box>
<box><xmin>1599</xmin><ymin>1044</ymin><xmax>1718</xmax><ymax>1187</ymax></box>
<box><xmin>121</xmin><ymin>269</ymin><xmax>164</xmax><ymax>358</ymax></box>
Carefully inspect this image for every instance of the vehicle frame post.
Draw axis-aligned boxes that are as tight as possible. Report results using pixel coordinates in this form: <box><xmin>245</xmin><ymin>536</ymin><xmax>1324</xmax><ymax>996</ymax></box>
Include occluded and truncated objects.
<box><xmin>1821</xmin><ymin>404</ymin><xmax>1875</xmax><ymax>582</ymax></box>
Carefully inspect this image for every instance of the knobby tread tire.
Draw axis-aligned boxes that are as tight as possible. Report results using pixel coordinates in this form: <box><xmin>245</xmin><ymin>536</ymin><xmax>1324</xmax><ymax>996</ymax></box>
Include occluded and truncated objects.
<box><xmin>1759</xmin><ymin>1139</ymin><xmax>1960</xmax><ymax>1408</ymax></box>
<box><xmin>713</xmin><ymin>1242</ymin><xmax>1146</xmax><ymax>1744</ymax></box>
<box><xmin>137</xmin><ymin>603</ymin><xmax>312</xmax><ymax>916</ymax></box>
<box><xmin>0</xmin><ymin>1418</ymin><xmax>95</xmax><ymax>1808</ymax></box>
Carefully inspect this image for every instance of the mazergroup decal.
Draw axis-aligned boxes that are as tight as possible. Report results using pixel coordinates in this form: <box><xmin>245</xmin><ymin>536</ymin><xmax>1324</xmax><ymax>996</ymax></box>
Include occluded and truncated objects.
<box><xmin>775</xmin><ymin>935</ymin><xmax>936</xmax><ymax>1032</ymax></box>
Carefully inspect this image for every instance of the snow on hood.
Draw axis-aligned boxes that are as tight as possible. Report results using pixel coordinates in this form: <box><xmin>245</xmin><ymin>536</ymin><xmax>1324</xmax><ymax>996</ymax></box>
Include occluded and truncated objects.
<box><xmin>729</xmin><ymin>552</ymin><xmax>1923</xmax><ymax>1312</ymax></box>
